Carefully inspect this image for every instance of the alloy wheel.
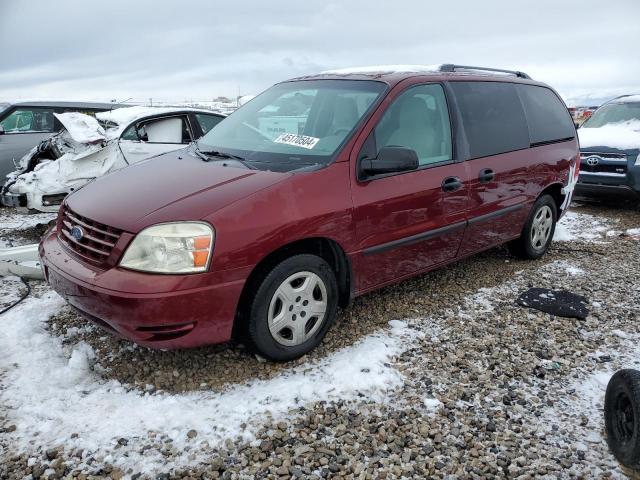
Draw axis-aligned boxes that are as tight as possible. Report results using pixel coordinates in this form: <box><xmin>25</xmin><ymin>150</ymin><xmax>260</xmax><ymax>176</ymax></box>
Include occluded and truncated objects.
<box><xmin>530</xmin><ymin>205</ymin><xmax>553</xmax><ymax>250</ymax></box>
<box><xmin>267</xmin><ymin>271</ymin><xmax>328</xmax><ymax>346</ymax></box>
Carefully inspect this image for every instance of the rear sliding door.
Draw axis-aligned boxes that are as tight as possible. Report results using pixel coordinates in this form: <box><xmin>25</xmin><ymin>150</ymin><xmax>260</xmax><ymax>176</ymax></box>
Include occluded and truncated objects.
<box><xmin>448</xmin><ymin>81</ymin><xmax>532</xmax><ymax>256</ymax></box>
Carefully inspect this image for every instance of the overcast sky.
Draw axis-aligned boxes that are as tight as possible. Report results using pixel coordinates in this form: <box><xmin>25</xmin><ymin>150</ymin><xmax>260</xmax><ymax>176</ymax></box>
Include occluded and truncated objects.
<box><xmin>1</xmin><ymin>0</ymin><xmax>639</xmax><ymax>106</ymax></box>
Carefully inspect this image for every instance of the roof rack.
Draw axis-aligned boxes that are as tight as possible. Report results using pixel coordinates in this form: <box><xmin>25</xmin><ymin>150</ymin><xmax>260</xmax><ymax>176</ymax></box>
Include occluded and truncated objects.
<box><xmin>439</xmin><ymin>64</ymin><xmax>531</xmax><ymax>79</ymax></box>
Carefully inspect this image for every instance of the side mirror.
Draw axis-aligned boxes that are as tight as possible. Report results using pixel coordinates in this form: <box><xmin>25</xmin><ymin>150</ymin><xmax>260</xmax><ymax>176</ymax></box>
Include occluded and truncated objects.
<box><xmin>0</xmin><ymin>125</ymin><xmax>5</xmax><ymax>135</ymax></box>
<box><xmin>360</xmin><ymin>146</ymin><xmax>419</xmax><ymax>177</ymax></box>
<box><xmin>574</xmin><ymin>122</ymin><xmax>580</xmax><ymax>129</ymax></box>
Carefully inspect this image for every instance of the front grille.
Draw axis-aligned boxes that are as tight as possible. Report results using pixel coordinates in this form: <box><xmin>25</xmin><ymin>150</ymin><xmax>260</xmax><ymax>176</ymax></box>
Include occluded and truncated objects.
<box><xmin>58</xmin><ymin>205</ymin><xmax>122</xmax><ymax>265</ymax></box>
<box><xmin>580</xmin><ymin>152</ymin><xmax>628</xmax><ymax>175</ymax></box>
<box><xmin>580</xmin><ymin>164</ymin><xmax>627</xmax><ymax>174</ymax></box>
<box><xmin>581</xmin><ymin>152</ymin><xmax>627</xmax><ymax>161</ymax></box>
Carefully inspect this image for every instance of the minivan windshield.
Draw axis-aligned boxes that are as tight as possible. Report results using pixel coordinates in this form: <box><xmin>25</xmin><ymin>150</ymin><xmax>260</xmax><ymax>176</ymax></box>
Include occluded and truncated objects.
<box><xmin>582</xmin><ymin>101</ymin><xmax>640</xmax><ymax>128</ymax></box>
<box><xmin>197</xmin><ymin>80</ymin><xmax>386</xmax><ymax>168</ymax></box>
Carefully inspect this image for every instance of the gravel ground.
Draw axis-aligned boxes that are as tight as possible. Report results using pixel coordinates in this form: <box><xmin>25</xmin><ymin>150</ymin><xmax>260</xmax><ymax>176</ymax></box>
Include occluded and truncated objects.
<box><xmin>1</xmin><ymin>199</ymin><xmax>639</xmax><ymax>479</ymax></box>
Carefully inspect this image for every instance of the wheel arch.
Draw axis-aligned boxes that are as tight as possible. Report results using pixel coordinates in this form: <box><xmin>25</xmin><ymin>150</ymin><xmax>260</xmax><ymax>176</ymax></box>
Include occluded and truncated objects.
<box><xmin>234</xmin><ymin>237</ymin><xmax>353</xmax><ymax>335</ymax></box>
<box><xmin>538</xmin><ymin>182</ymin><xmax>565</xmax><ymax>214</ymax></box>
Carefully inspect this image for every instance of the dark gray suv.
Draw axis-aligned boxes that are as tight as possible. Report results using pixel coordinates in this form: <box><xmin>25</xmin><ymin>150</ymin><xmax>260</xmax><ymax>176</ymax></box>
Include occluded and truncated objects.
<box><xmin>576</xmin><ymin>95</ymin><xmax>640</xmax><ymax>198</ymax></box>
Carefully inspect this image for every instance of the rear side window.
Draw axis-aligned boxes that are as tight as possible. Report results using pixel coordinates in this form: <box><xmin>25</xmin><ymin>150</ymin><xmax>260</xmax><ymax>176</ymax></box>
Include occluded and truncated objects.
<box><xmin>450</xmin><ymin>81</ymin><xmax>529</xmax><ymax>159</ymax></box>
<box><xmin>517</xmin><ymin>85</ymin><xmax>575</xmax><ymax>144</ymax></box>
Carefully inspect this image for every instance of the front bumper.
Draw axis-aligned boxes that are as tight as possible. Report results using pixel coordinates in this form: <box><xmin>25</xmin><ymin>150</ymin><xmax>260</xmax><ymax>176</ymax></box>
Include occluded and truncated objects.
<box><xmin>1</xmin><ymin>192</ymin><xmax>27</xmax><ymax>208</ymax></box>
<box><xmin>575</xmin><ymin>181</ymin><xmax>639</xmax><ymax>199</ymax></box>
<box><xmin>576</xmin><ymin>151</ymin><xmax>640</xmax><ymax>199</ymax></box>
<box><xmin>39</xmin><ymin>230</ymin><xmax>247</xmax><ymax>349</ymax></box>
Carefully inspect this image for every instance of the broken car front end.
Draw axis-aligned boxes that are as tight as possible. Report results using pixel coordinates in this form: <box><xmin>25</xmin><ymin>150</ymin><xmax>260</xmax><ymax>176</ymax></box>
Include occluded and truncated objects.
<box><xmin>1</xmin><ymin>113</ymin><xmax>122</xmax><ymax>212</ymax></box>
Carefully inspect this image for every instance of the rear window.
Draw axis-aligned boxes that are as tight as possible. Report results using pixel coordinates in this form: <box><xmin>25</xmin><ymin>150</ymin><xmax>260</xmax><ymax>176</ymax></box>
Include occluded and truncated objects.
<box><xmin>517</xmin><ymin>85</ymin><xmax>575</xmax><ymax>144</ymax></box>
<box><xmin>450</xmin><ymin>81</ymin><xmax>529</xmax><ymax>159</ymax></box>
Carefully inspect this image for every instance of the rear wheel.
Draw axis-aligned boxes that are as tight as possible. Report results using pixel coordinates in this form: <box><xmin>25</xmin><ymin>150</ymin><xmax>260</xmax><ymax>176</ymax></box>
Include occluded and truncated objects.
<box><xmin>246</xmin><ymin>254</ymin><xmax>338</xmax><ymax>362</ymax></box>
<box><xmin>509</xmin><ymin>194</ymin><xmax>557</xmax><ymax>259</ymax></box>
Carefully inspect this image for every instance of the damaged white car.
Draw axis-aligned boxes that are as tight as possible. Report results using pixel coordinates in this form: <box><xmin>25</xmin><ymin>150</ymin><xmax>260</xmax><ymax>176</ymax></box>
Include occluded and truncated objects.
<box><xmin>1</xmin><ymin>106</ymin><xmax>225</xmax><ymax>212</ymax></box>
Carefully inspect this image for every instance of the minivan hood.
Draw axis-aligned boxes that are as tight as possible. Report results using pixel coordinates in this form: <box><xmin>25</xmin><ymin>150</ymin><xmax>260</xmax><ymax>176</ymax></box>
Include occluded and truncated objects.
<box><xmin>66</xmin><ymin>151</ymin><xmax>291</xmax><ymax>232</ymax></box>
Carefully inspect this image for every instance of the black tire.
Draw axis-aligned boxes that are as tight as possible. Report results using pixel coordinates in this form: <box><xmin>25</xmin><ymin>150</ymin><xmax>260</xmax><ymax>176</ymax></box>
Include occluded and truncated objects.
<box><xmin>509</xmin><ymin>194</ymin><xmax>557</xmax><ymax>259</ymax></box>
<box><xmin>604</xmin><ymin>369</ymin><xmax>640</xmax><ymax>470</ymax></box>
<box><xmin>246</xmin><ymin>254</ymin><xmax>338</xmax><ymax>362</ymax></box>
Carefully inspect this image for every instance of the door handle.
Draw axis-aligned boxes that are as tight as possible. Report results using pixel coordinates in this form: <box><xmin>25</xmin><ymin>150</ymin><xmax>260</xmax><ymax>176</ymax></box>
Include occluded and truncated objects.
<box><xmin>478</xmin><ymin>168</ymin><xmax>495</xmax><ymax>183</ymax></box>
<box><xmin>442</xmin><ymin>176</ymin><xmax>462</xmax><ymax>192</ymax></box>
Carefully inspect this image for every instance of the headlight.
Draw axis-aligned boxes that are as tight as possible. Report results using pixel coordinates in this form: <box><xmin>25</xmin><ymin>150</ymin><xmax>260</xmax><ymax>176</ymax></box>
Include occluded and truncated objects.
<box><xmin>635</xmin><ymin>153</ymin><xmax>640</xmax><ymax>166</ymax></box>
<box><xmin>119</xmin><ymin>222</ymin><xmax>214</xmax><ymax>274</ymax></box>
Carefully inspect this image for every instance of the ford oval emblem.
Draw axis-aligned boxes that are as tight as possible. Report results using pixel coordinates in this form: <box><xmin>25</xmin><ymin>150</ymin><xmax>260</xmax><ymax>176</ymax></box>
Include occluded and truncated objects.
<box><xmin>585</xmin><ymin>155</ymin><xmax>600</xmax><ymax>166</ymax></box>
<box><xmin>70</xmin><ymin>225</ymin><xmax>85</xmax><ymax>241</ymax></box>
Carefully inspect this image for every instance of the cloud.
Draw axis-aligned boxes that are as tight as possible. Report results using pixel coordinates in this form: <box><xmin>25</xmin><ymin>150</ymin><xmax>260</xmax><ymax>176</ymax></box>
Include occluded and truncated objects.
<box><xmin>1</xmin><ymin>0</ymin><xmax>638</xmax><ymax>104</ymax></box>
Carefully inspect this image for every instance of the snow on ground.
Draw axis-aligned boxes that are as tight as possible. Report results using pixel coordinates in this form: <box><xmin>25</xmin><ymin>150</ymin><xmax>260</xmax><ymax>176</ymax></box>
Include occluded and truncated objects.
<box><xmin>0</xmin><ymin>290</ymin><xmax>427</xmax><ymax>472</ymax></box>
<box><xmin>0</xmin><ymin>212</ymin><xmax>56</xmax><ymax>230</ymax></box>
<box><xmin>554</xmin><ymin>211</ymin><xmax>612</xmax><ymax>242</ymax></box>
<box><xmin>544</xmin><ymin>328</ymin><xmax>640</xmax><ymax>478</ymax></box>
<box><xmin>1</xmin><ymin>205</ymin><xmax>636</xmax><ymax>475</ymax></box>
<box><xmin>0</xmin><ymin>275</ymin><xmax>26</xmax><ymax>308</ymax></box>
<box><xmin>450</xmin><ymin>254</ymin><xmax>637</xmax><ymax>478</ymax></box>
<box><xmin>0</xmin><ymin>211</ymin><xmax>55</xmax><ymax>248</ymax></box>
<box><xmin>553</xmin><ymin>260</ymin><xmax>586</xmax><ymax>276</ymax></box>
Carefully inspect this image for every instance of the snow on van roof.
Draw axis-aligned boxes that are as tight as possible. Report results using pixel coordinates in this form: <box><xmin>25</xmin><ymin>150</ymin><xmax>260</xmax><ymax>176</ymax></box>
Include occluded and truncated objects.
<box><xmin>321</xmin><ymin>64</ymin><xmax>443</xmax><ymax>75</ymax></box>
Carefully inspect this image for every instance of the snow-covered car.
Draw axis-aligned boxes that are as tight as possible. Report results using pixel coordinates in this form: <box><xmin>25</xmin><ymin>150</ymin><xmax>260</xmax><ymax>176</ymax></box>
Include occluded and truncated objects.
<box><xmin>0</xmin><ymin>100</ymin><xmax>118</xmax><ymax>181</ymax></box>
<box><xmin>576</xmin><ymin>95</ymin><xmax>640</xmax><ymax>199</ymax></box>
<box><xmin>1</xmin><ymin>107</ymin><xmax>225</xmax><ymax>212</ymax></box>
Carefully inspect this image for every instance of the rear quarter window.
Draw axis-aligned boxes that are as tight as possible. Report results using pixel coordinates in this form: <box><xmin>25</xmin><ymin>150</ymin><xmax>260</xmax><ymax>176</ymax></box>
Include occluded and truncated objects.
<box><xmin>517</xmin><ymin>85</ymin><xmax>575</xmax><ymax>144</ymax></box>
<box><xmin>450</xmin><ymin>81</ymin><xmax>529</xmax><ymax>159</ymax></box>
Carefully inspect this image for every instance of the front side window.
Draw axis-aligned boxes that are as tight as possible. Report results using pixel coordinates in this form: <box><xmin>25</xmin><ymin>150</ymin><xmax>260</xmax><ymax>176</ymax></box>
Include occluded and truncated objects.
<box><xmin>197</xmin><ymin>80</ymin><xmax>386</xmax><ymax>168</ymax></box>
<box><xmin>0</xmin><ymin>108</ymin><xmax>55</xmax><ymax>133</ymax></box>
<box><xmin>374</xmin><ymin>83</ymin><xmax>452</xmax><ymax>166</ymax></box>
<box><xmin>582</xmin><ymin>102</ymin><xmax>640</xmax><ymax>128</ymax></box>
<box><xmin>450</xmin><ymin>81</ymin><xmax>529</xmax><ymax>159</ymax></box>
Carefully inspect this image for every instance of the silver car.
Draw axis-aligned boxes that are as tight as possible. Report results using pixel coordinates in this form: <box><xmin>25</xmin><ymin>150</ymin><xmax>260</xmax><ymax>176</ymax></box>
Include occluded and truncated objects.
<box><xmin>0</xmin><ymin>101</ymin><xmax>116</xmax><ymax>181</ymax></box>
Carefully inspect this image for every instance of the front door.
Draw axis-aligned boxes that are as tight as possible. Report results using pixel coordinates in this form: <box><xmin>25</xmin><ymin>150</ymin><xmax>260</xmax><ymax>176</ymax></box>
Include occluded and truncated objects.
<box><xmin>350</xmin><ymin>83</ymin><xmax>469</xmax><ymax>293</ymax></box>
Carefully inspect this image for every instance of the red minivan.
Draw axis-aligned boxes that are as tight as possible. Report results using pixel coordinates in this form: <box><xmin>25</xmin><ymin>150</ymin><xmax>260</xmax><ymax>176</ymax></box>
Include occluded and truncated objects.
<box><xmin>40</xmin><ymin>64</ymin><xmax>580</xmax><ymax>361</ymax></box>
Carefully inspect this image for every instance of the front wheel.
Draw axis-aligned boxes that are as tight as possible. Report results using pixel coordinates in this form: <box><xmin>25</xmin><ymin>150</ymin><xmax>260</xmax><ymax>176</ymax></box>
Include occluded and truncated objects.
<box><xmin>509</xmin><ymin>195</ymin><xmax>557</xmax><ymax>259</ymax></box>
<box><xmin>246</xmin><ymin>254</ymin><xmax>338</xmax><ymax>362</ymax></box>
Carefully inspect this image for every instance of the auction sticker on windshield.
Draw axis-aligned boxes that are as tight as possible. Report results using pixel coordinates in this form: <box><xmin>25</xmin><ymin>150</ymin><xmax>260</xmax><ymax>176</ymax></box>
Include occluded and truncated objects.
<box><xmin>274</xmin><ymin>133</ymin><xmax>320</xmax><ymax>150</ymax></box>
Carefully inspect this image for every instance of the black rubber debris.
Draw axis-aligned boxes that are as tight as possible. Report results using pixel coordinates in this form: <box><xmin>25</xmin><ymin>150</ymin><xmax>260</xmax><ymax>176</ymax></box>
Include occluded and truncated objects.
<box><xmin>516</xmin><ymin>288</ymin><xmax>589</xmax><ymax>319</ymax></box>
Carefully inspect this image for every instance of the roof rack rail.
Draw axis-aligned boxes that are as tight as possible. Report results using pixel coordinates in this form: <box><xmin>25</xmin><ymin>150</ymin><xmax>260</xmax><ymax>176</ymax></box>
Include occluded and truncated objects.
<box><xmin>439</xmin><ymin>64</ymin><xmax>531</xmax><ymax>79</ymax></box>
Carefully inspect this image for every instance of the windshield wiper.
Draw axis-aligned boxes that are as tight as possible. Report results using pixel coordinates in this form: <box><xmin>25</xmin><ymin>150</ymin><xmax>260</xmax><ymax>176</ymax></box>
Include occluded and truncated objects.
<box><xmin>193</xmin><ymin>146</ymin><xmax>255</xmax><ymax>169</ymax></box>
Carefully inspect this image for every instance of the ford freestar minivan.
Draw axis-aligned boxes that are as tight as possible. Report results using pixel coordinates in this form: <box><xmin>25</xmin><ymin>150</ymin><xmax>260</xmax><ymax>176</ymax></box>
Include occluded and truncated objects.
<box><xmin>40</xmin><ymin>64</ymin><xmax>579</xmax><ymax>361</ymax></box>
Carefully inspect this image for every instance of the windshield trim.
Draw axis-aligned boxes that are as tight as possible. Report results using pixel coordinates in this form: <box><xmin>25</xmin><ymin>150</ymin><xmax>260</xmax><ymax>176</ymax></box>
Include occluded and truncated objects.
<box><xmin>197</xmin><ymin>79</ymin><xmax>390</xmax><ymax>170</ymax></box>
